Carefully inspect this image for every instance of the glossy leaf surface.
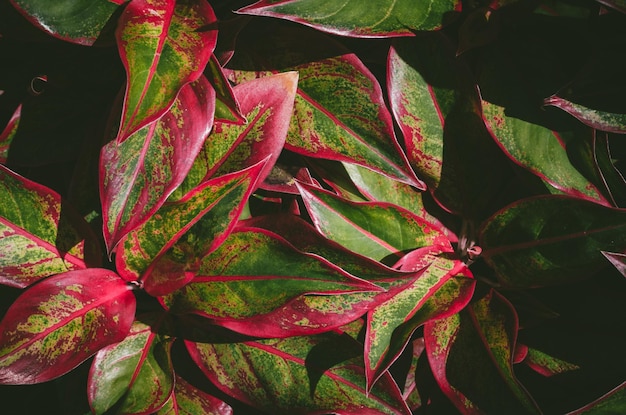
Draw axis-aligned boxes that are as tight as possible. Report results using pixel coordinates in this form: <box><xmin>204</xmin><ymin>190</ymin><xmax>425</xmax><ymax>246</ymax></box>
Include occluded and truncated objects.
<box><xmin>101</xmin><ymin>76</ymin><xmax>216</xmax><ymax>252</ymax></box>
<box><xmin>157</xmin><ymin>374</ymin><xmax>233</xmax><ymax>415</ymax></box>
<box><xmin>187</xmin><ymin>328</ymin><xmax>412</xmax><ymax>414</ymax></box>
<box><xmin>0</xmin><ymin>269</ymin><xmax>135</xmax><ymax>384</ymax></box>
<box><xmin>116</xmin><ymin>162</ymin><xmax>265</xmax><ymax>294</ymax></box>
<box><xmin>116</xmin><ymin>0</ymin><xmax>217</xmax><ymax>141</ymax></box>
<box><xmin>424</xmin><ymin>290</ymin><xmax>541</xmax><ymax>414</ymax></box>
<box><xmin>544</xmin><ymin>95</ymin><xmax>626</xmax><ymax>134</ymax></box>
<box><xmin>88</xmin><ymin>316</ymin><xmax>174</xmax><ymax>415</ymax></box>
<box><xmin>238</xmin><ymin>0</ymin><xmax>461</xmax><ymax>37</ymax></box>
<box><xmin>298</xmin><ymin>183</ymin><xmax>449</xmax><ymax>263</ymax></box>
<box><xmin>9</xmin><ymin>0</ymin><xmax>125</xmax><ymax>45</ymax></box>
<box><xmin>0</xmin><ymin>165</ymin><xmax>100</xmax><ymax>288</ymax></box>
<box><xmin>482</xmin><ymin>100</ymin><xmax>609</xmax><ymax>205</ymax></box>
<box><xmin>480</xmin><ymin>195</ymin><xmax>626</xmax><ymax>287</ymax></box>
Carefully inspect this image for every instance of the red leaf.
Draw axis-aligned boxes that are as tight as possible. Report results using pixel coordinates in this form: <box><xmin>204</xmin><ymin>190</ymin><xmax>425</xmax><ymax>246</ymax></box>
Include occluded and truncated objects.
<box><xmin>0</xmin><ymin>269</ymin><xmax>135</xmax><ymax>384</ymax></box>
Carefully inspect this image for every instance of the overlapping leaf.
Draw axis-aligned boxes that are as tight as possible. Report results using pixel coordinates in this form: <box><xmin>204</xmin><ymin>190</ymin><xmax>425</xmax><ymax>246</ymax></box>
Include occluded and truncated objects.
<box><xmin>0</xmin><ymin>165</ymin><xmax>100</xmax><ymax>288</ymax></box>
<box><xmin>567</xmin><ymin>381</ymin><xmax>626</xmax><ymax>414</ymax></box>
<box><xmin>205</xmin><ymin>54</ymin><xmax>245</xmax><ymax>124</ymax></box>
<box><xmin>0</xmin><ymin>104</ymin><xmax>20</xmax><ymax>164</ymax></box>
<box><xmin>101</xmin><ymin>76</ymin><xmax>216</xmax><ymax>252</ymax></box>
<box><xmin>298</xmin><ymin>183</ymin><xmax>450</xmax><ymax>263</ymax></box>
<box><xmin>115</xmin><ymin>161</ymin><xmax>266</xmax><ymax>295</ymax></box>
<box><xmin>482</xmin><ymin>99</ymin><xmax>609</xmax><ymax>205</ymax></box>
<box><xmin>514</xmin><ymin>344</ymin><xmax>579</xmax><ymax>377</ymax></box>
<box><xmin>88</xmin><ymin>315</ymin><xmax>174</xmax><ymax>415</ymax></box>
<box><xmin>480</xmin><ymin>195</ymin><xmax>626</xmax><ymax>288</ymax></box>
<box><xmin>9</xmin><ymin>0</ymin><xmax>125</xmax><ymax>45</ymax></box>
<box><xmin>186</xmin><ymin>326</ymin><xmax>412</xmax><ymax>414</ymax></box>
<box><xmin>115</xmin><ymin>0</ymin><xmax>217</xmax><ymax>141</ymax></box>
<box><xmin>156</xmin><ymin>374</ymin><xmax>233</xmax><ymax>415</ymax></box>
<box><xmin>424</xmin><ymin>290</ymin><xmax>541</xmax><ymax>414</ymax></box>
<box><xmin>544</xmin><ymin>94</ymin><xmax>626</xmax><ymax>134</ymax></box>
<box><xmin>0</xmin><ymin>269</ymin><xmax>135</xmax><ymax>384</ymax></box>
<box><xmin>238</xmin><ymin>0</ymin><xmax>461</xmax><ymax>37</ymax></box>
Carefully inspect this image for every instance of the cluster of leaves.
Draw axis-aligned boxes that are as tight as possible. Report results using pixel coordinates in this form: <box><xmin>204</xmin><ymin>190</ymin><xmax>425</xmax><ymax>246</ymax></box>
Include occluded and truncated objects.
<box><xmin>1</xmin><ymin>0</ymin><xmax>626</xmax><ymax>413</ymax></box>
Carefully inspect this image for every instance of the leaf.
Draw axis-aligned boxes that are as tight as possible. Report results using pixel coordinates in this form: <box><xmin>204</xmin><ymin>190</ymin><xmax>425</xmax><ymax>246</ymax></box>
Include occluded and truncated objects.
<box><xmin>365</xmin><ymin>257</ymin><xmax>475</xmax><ymax>390</ymax></box>
<box><xmin>566</xmin><ymin>381</ymin><xmax>626</xmax><ymax>415</ymax></box>
<box><xmin>168</xmin><ymin>72</ymin><xmax>299</xmax><ymax>200</ymax></box>
<box><xmin>480</xmin><ymin>195</ymin><xmax>626</xmax><ymax>288</ymax></box>
<box><xmin>0</xmin><ymin>268</ymin><xmax>135</xmax><ymax>384</ymax></box>
<box><xmin>602</xmin><ymin>251</ymin><xmax>626</xmax><ymax>278</ymax></box>
<box><xmin>544</xmin><ymin>94</ymin><xmax>626</xmax><ymax>134</ymax></box>
<box><xmin>156</xmin><ymin>374</ymin><xmax>233</xmax><ymax>415</ymax></box>
<box><xmin>237</xmin><ymin>0</ymin><xmax>461</xmax><ymax>37</ymax></box>
<box><xmin>9</xmin><ymin>0</ymin><xmax>125</xmax><ymax>45</ymax></box>
<box><xmin>424</xmin><ymin>290</ymin><xmax>541</xmax><ymax>414</ymax></box>
<box><xmin>205</xmin><ymin>54</ymin><xmax>245</xmax><ymax>124</ymax></box>
<box><xmin>596</xmin><ymin>0</ymin><xmax>626</xmax><ymax>13</ymax></box>
<box><xmin>482</xmin><ymin>99</ymin><xmax>609</xmax><ymax>205</ymax></box>
<box><xmin>402</xmin><ymin>338</ymin><xmax>426</xmax><ymax>411</ymax></box>
<box><xmin>519</xmin><ymin>346</ymin><xmax>579</xmax><ymax>377</ymax></box>
<box><xmin>88</xmin><ymin>315</ymin><xmax>174</xmax><ymax>415</ymax></box>
<box><xmin>101</xmin><ymin>76</ymin><xmax>216</xmax><ymax>253</ymax></box>
<box><xmin>0</xmin><ymin>104</ymin><xmax>20</xmax><ymax>164</ymax></box>
<box><xmin>115</xmin><ymin>161</ymin><xmax>266</xmax><ymax>295</ymax></box>
<box><xmin>0</xmin><ymin>165</ymin><xmax>101</xmax><ymax>288</ymax></box>
<box><xmin>160</xmin><ymin>228</ymin><xmax>382</xmax><ymax>332</ymax></box>
<box><xmin>186</xmin><ymin>328</ymin><xmax>412</xmax><ymax>414</ymax></box>
<box><xmin>298</xmin><ymin>183</ymin><xmax>449</xmax><ymax>263</ymax></box>
<box><xmin>115</xmin><ymin>0</ymin><xmax>217</xmax><ymax>142</ymax></box>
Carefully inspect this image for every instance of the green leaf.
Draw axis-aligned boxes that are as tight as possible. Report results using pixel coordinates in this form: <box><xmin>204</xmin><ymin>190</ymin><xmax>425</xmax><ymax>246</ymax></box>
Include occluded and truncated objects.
<box><xmin>544</xmin><ymin>94</ymin><xmax>626</xmax><ymax>134</ymax></box>
<box><xmin>115</xmin><ymin>0</ymin><xmax>217</xmax><ymax>141</ymax></box>
<box><xmin>88</xmin><ymin>315</ymin><xmax>174</xmax><ymax>415</ymax></box>
<box><xmin>519</xmin><ymin>346</ymin><xmax>579</xmax><ymax>377</ymax></box>
<box><xmin>480</xmin><ymin>195</ymin><xmax>626</xmax><ymax>288</ymax></box>
<box><xmin>156</xmin><ymin>374</ymin><xmax>233</xmax><ymax>415</ymax></box>
<box><xmin>298</xmin><ymin>183</ymin><xmax>449</xmax><ymax>263</ymax></box>
<box><xmin>238</xmin><ymin>0</ymin><xmax>461</xmax><ymax>37</ymax></box>
<box><xmin>115</xmin><ymin>161</ymin><xmax>266</xmax><ymax>295</ymax></box>
<box><xmin>9</xmin><ymin>0</ymin><xmax>125</xmax><ymax>45</ymax></box>
<box><xmin>0</xmin><ymin>104</ymin><xmax>20</xmax><ymax>164</ymax></box>
<box><xmin>482</xmin><ymin>99</ymin><xmax>609</xmax><ymax>205</ymax></box>
<box><xmin>101</xmin><ymin>76</ymin><xmax>216</xmax><ymax>252</ymax></box>
<box><xmin>424</xmin><ymin>290</ymin><xmax>541</xmax><ymax>414</ymax></box>
<box><xmin>205</xmin><ymin>54</ymin><xmax>245</xmax><ymax>124</ymax></box>
<box><xmin>160</xmin><ymin>228</ymin><xmax>382</xmax><ymax>333</ymax></box>
<box><xmin>186</xmin><ymin>328</ymin><xmax>412</xmax><ymax>414</ymax></box>
<box><xmin>0</xmin><ymin>165</ymin><xmax>101</xmax><ymax>288</ymax></box>
<box><xmin>567</xmin><ymin>382</ymin><xmax>626</xmax><ymax>415</ymax></box>
<box><xmin>0</xmin><ymin>269</ymin><xmax>135</xmax><ymax>384</ymax></box>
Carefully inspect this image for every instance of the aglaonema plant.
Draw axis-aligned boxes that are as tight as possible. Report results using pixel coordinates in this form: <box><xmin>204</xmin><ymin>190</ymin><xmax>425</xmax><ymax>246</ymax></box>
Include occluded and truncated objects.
<box><xmin>0</xmin><ymin>0</ymin><xmax>625</xmax><ymax>414</ymax></box>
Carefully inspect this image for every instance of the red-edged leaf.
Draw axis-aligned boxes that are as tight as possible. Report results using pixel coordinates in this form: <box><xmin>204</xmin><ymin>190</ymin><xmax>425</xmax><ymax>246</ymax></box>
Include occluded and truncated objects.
<box><xmin>186</xmin><ymin>327</ymin><xmax>412</xmax><ymax>414</ymax></box>
<box><xmin>480</xmin><ymin>195</ymin><xmax>626</xmax><ymax>288</ymax></box>
<box><xmin>156</xmin><ymin>374</ymin><xmax>233</xmax><ymax>415</ymax></box>
<box><xmin>596</xmin><ymin>0</ymin><xmax>626</xmax><ymax>13</ymax></box>
<box><xmin>205</xmin><ymin>54</ymin><xmax>245</xmax><ymax>124</ymax></box>
<box><xmin>482</xmin><ymin>99</ymin><xmax>609</xmax><ymax>205</ymax></box>
<box><xmin>115</xmin><ymin>161</ymin><xmax>266</xmax><ymax>295</ymax></box>
<box><xmin>298</xmin><ymin>182</ymin><xmax>450</xmax><ymax>263</ymax></box>
<box><xmin>517</xmin><ymin>345</ymin><xmax>579</xmax><ymax>377</ymax></box>
<box><xmin>424</xmin><ymin>290</ymin><xmax>541</xmax><ymax>414</ymax></box>
<box><xmin>566</xmin><ymin>381</ymin><xmax>626</xmax><ymax>415</ymax></box>
<box><xmin>9</xmin><ymin>0</ymin><xmax>125</xmax><ymax>45</ymax></box>
<box><xmin>237</xmin><ymin>0</ymin><xmax>461</xmax><ymax>37</ymax></box>
<box><xmin>402</xmin><ymin>338</ymin><xmax>426</xmax><ymax>411</ymax></box>
<box><xmin>168</xmin><ymin>72</ymin><xmax>298</xmax><ymax>200</ymax></box>
<box><xmin>0</xmin><ymin>165</ymin><xmax>101</xmax><ymax>288</ymax></box>
<box><xmin>101</xmin><ymin>76</ymin><xmax>216</xmax><ymax>253</ymax></box>
<box><xmin>544</xmin><ymin>94</ymin><xmax>626</xmax><ymax>134</ymax></box>
<box><xmin>88</xmin><ymin>315</ymin><xmax>174</xmax><ymax>415</ymax></box>
<box><xmin>365</xmin><ymin>255</ymin><xmax>475</xmax><ymax>390</ymax></box>
<box><xmin>602</xmin><ymin>251</ymin><xmax>626</xmax><ymax>277</ymax></box>
<box><xmin>0</xmin><ymin>269</ymin><xmax>135</xmax><ymax>384</ymax></box>
<box><xmin>160</xmin><ymin>228</ymin><xmax>382</xmax><ymax>334</ymax></box>
<box><xmin>0</xmin><ymin>104</ymin><xmax>20</xmax><ymax>163</ymax></box>
<box><xmin>115</xmin><ymin>0</ymin><xmax>217</xmax><ymax>141</ymax></box>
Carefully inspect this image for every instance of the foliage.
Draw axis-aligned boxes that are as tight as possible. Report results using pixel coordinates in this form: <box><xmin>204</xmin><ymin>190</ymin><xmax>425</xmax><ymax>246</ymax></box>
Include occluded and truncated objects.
<box><xmin>1</xmin><ymin>0</ymin><xmax>625</xmax><ymax>413</ymax></box>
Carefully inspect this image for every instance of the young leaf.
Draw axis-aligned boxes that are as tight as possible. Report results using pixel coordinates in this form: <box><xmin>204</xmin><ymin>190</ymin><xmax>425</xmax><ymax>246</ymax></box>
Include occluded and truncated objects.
<box><xmin>9</xmin><ymin>0</ymin><xmax>125</xmax><ymax>45</ymax></box>
<box><xmin>205</xmin><ymin>54</ymin><xmax>245</xmax><ymax>124</ymax></box>
<box><xmin>482</xmin><ymin>99</ymin><xmax>609</xmax><ymax>205</ymax></box>
<box><xmin>115</xmin><ymin>0</ymin><xmax>217</xmax><ymax>141</ymax></box>
<box><xmin>186</xmin><ymin>328</ymin><xmax>412</xmax><ymax>414</ymax></box>
<box><xmin>0</xmin><ymin>165</ymin><xmax>100</xmax><ymax>288</ymax></box>
<box><xmin>480</xmin><ymin>195</ymin><xmax>626</xmax><ymax>288</ymax></box>
<box><xmin>298</xmin><ymin>183</ymin><xmax>450</xmax><ymax>263</ymax></box>
<box><xmin>0</xmin><ymin>269</ymin><xmax>135</xmax><ymax>384</ymax></box>
<box><xmin>88</xmin><ymin>315</ymin><xmax>175</xmax><ymax>415</ymax></box>
<box><xmin>115</xmin><ymin>161</ymin><xmax>266</xmax><ymax>293</ymax></box>
<box><xmin>238</xmin><ymin>0</ymin><xmax>461</xmax><ymax>37</ymax></box>
<box><xmin>544</xmin><ymin>94</ymin><xmax>626</xmax><ymax>134</ymax></box>
<box><xmin>156</xmin><ymin>374</ymin><xmax>233</xmax><ymax>415</ymax></box>
<box><xmin>424</xmin><ymin>290</ymin><xmax>541</xmax><ymax>414</ymax></box>
<box><xmin>566</xmin><ymin>381</ymin><xmax>626</xmax><ymax>415</ymax></box>
<box><xmin>101</xmin><ymin>76</ymin><xmax>216</xmax><ymax>253</ymax></box>
<box><xmin>0</xmin><ymin>104</ymin><xmax>20</xmax><ymax>163</ymax></box>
